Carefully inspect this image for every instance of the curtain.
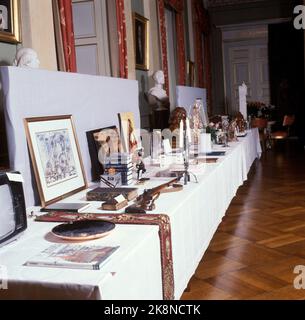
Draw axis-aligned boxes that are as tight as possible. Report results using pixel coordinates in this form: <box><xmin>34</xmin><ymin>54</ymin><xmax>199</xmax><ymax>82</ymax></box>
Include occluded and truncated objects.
<box><xmin>157</xmin><ymin>0</ymin><xmax>170</xmax><ymax>93</ymax></box>
<box><xmin>115</xmin><ymin>0</ymin><xmax>128</xmax><ymax>79</ymax></box>
<box><xmin>203</xmin><ymin>33</ymin><xmax>212</xmax><ymax>112</ymax></box>
<box><xmin>166</xmin><ymin>1</ymin><xmax>186</xmax><ymax>86</ymax></box>
<box><xmin>53</xmin><ymin>0</ymin><xmax>128</xmax><ymax>78</ymax></box>
<box><xmin>176</xmin><ymin>13</ymin><xmax>186</xmax><ymax>86</ymax></box>
<box><xmin>53</xmin><ymin>0</ymin><xmax>77</xmax><ymax>73</ymax></box>
<box><xmin>157</xmin><ymin>0</ymin><xmax>186</xmax><ymax>94</ymax></box>
<box><xmin>192</xmin><ymin>0</ymin><xmax>212</xmax><ymax>112</ymax></box>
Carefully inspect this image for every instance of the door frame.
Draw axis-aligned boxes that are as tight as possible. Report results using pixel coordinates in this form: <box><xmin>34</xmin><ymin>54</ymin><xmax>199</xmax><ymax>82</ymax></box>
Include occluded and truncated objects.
<box><xmin>223</xmin><ymin>37</ymin><xmax>268</xmax><ymax>114</ymax></box>
<box><xmin>220</xmin><ymin>19</ymin><xmax>290</xmax><ymax>115</ymax></box>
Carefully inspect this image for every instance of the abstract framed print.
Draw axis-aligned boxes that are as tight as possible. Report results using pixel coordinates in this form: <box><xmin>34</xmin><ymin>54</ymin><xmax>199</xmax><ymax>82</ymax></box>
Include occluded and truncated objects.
<box><xmin>24</xmin><ymin>115</ymin><xmax>87</xmax><ymax>207</ymax></box>
<box><xmin>86</xmin><ymin>126</ymin><xmax>123</xmax><ymax>181</ymax></box>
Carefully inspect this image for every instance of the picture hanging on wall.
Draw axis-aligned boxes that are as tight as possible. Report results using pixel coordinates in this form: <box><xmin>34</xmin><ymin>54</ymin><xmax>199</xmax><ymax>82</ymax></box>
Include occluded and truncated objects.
<box><xmin>0</xmin><ymin>0</ymin><xmax>21</xmax><ymax>43</ymax></box>
<box><xmin>86</xmin><ymin>126</ymin><xmax>123</xmax><ymax>181</ymax></box>
<box><xmin>24</xmin><ymin>115</ymin><xmax>87</xmax><ymax>207</ymax></box>
<box><xmin>118</xmin><ymin>112</ymin><xmax>138</xmax><ymax>154</ymax></box>
<box><xmin>133</xmin><ymin>12</ymin><xmax>149</xmax><ymax>71</ymax></box>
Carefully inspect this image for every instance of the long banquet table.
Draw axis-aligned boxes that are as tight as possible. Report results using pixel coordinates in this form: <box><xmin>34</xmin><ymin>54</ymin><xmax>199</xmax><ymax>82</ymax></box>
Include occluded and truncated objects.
<box><xmin>0</xmin><ymin>223</ymin><xmax>162</xmax><ymax>300</ymax></box>
<box><xmin>0</xmin><ymin>129</ymin><xmax>261</xmax><ymax>300</ymax></box>
<box><xmin>142</xmin><ymin>128</ymin><xmax>262</xmax><ymax>298</ymax></box>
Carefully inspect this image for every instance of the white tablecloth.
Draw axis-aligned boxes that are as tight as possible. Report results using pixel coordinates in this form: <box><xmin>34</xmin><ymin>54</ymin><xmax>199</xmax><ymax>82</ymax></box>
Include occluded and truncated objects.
<box><xmin>0</xmin><ymin>130</ymin><xmax>260</xmax><ymax>300</ymax></box>
<box><xmin>0</xmin><ymin>222</ymin><xmax>162</xmax><ymax>300</ymax></box>
<box><xmin>42</xmin><ymin>129</ymin><xmax>261</xmax><ymax>299</ymax></box>
<box><xmin>160</xmin><ymin>129</ymin><xmax>261</xmax><ymax>298</ymax></box>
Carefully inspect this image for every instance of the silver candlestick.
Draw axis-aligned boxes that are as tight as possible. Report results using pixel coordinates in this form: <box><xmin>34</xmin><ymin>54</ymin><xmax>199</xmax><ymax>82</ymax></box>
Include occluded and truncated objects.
<box><xmin>182</xmin><ymin>128</ymin><xmax>198</xmax><ymax>186</ymax></box>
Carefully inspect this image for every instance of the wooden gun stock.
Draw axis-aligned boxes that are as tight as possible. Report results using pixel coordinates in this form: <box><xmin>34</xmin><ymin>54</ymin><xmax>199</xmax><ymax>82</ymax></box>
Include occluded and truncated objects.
<box><xmin>124</xmin><ymin>177</ymin><xmax>182</xmax><ymax>214</ymax></box>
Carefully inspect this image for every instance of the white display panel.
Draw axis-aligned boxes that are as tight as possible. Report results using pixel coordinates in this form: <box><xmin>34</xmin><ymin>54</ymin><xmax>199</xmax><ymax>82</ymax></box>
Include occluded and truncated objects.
<box><xmin>176</xmin><ymin>86</ymin><xmax>207</xmax><ymax>114</ymax></box>
<box><xmin>0</xmin><ymin>67</ymin><xmax>140</xmax><ymax>207</ymax></box>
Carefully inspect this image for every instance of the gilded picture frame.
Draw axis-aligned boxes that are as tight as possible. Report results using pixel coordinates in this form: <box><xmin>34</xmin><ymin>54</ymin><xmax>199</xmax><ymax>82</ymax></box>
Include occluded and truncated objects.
<box><xmin>133</xmin><ymin>12</ymin><xmax>149</xmax><ymax>71</ymax></box>
<box><xmin>24</xmin><ymin>115</ymin><xmax>88</xmax><ymax>208</ymax></box>
<box><xmin>0</xmin><ymin>0</ymin><xmax>21</xmax><ymax>43</ymax></box>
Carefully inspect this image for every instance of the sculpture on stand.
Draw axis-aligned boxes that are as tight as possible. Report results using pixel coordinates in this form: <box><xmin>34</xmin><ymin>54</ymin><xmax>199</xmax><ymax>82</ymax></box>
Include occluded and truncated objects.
<box><xmin>145</xmin><ymin>70</ymin><xmax>170</xmax><ymax>131</ymax></box>
<box><xmin>228</xmin><ymin>119</ymin><xmax>238</xmax><ymax>142</ymax></box>
<box><xmin>13</xmin><ymin>48</ymin><xmax>40</xmax><ymax>68</ymax></box>
<box><xmin>221</xmin><ymin>116</ymin><xmax>230</xmax><ymax>147</ymax></box>
<box><xmin>136</xmin><ymin>148</ymin><xmax>146</xmax><ymax>181</ymax></box>
<box><xmin>239</xmin><ymin>82</ymin><xmax>248</xmax><ymax>120</ymax></box>
<box><xmin>235</xmin><ymin>112</ymin><xmax>247</xmax><ymax>133</ymax></box>
<box><xmin>190</xmin><ymin>98</ymin><xmax>206</xmax><ymax>156</ymax></box>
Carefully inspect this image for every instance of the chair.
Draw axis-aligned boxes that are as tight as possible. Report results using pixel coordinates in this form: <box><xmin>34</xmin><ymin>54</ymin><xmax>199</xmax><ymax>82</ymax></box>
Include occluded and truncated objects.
<box><xmin>269</xmin><ymin>115</ymin><xmax>296</xmax><ymax>151</ymax></box>
<box><xmin>271</xmin><ymin>115</ymin><xmax>295</xmax><ymax>140</ymax></box>
<box><xmin>251</xmin><ymin>118</ymin><xmax>268</xmax><ymax>152</ymax></box>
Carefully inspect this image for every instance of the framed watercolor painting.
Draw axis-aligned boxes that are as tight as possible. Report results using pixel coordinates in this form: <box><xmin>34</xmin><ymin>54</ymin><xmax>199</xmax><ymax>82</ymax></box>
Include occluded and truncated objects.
<box><xmin>86</xmin><ymin>126</ymin><xmax>122</xmax><ymax>181</ymax></box>
<box><xmin>0</xmin><ymin>0</ymin><xmax>21</xmax><ymax>43</ymax></box>
<box><xmin>24</xmin><ymin>115</ymin><xmax>87</xmax><ymax>207</ymax></box>
<box><xmin>133</xmin><ymin>12</ymin><xmax>149</xmax><ymax>71</ymax></box>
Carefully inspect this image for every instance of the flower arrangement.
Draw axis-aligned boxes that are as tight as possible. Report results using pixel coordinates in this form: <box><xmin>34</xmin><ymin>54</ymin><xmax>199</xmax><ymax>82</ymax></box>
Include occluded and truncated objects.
<box><xmin>247</xmin><ymin>101</ymin><xmax>276</xmax><ymax>119</ymax></box>
<box><xmin>206</xmin><ymin>122</ymin><xmax>224</xmax><ymax>144</ymax></box>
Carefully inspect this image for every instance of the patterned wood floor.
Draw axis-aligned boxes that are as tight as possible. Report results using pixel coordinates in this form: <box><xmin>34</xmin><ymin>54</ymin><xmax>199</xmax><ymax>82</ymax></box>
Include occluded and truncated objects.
<box><xmin>182</xmin><ymin>143</ymin><xmax>305</xmax><ymax>300</ymax></box>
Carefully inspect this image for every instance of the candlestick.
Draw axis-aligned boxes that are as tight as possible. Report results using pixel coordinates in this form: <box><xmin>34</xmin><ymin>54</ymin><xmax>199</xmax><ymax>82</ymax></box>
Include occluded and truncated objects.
<box><xmin>182</xmin><ymin>125</ymin><xmax>198</xmax><ymax>186</ymax></box>
<box><xmin>179</xmin><ymin>120</ymin><xmax>184</xmax><ymax>148</ymax></box>
<box><xmin>183</xmin><ymin>128</ymin><xmax>190</xmax><ymax>185</ymax></box>
<box><xmin>186</xmin><ymin>118</ymin><xmax>191</xmax><ymax>142</ymax></box>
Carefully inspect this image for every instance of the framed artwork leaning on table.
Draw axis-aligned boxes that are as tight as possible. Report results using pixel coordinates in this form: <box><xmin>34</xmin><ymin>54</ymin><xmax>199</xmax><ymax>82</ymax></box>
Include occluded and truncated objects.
<box><xmin>118</xmin><ymin>112</ymin><xmax>139</xmax><ymax>154</ymax></box>
<box><xmin>86</xmin><ymin>126</ymin><xmax>123</xmax><ymax>181</ymax></box>
<box><xmin>24</xmin><ymin>115</ymin><xmax>88</xmax><ymax>208</ymax></box>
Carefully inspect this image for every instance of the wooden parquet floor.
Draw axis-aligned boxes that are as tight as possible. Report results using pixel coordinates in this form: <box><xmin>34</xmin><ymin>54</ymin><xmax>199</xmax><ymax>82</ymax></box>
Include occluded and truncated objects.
<box><xmin>182</xmin><ymin>143</ymin><xmax>305</xmax><ymax>300</ymax></box>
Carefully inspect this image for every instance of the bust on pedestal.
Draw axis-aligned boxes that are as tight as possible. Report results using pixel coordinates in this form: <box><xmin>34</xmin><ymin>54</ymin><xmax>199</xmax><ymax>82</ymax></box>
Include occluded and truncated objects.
<box><xmin>13</xmin><ymin>48</ymin><xmax>40</xmax><ymax>69</ymax></box>
<box><xmin>145</xmin><ymin>70</ymin><xmax>170</xmax><ymax>130</ymax></box>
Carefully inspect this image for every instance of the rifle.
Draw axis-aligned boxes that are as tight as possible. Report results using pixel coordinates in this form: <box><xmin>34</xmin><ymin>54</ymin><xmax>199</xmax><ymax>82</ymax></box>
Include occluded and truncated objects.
<box><xmin>125</xmin><ymin>177</ymin><xmax>183</xmax><ymax>214</ymax></box>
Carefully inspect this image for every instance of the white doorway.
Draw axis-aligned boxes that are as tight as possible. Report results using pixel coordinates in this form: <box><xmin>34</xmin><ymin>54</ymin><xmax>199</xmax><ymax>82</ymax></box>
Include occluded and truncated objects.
<box><xmin>222</xmin><ymin>24</ymin><xmax>270</xmax><ymax>114</ymax></box>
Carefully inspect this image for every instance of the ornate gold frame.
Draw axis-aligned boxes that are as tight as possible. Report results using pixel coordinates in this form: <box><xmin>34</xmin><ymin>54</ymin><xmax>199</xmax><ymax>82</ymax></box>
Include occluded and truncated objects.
<box><xmin>133</xmin><ymin>12</ymin><xmax>149</xmax><ymax>71</ymax></box>
<box><xmin>24</xmin><ymin>115</ymin><xmax>88</xmax><ymax>208</ymax></box>
<box><xmin>0</xmin><ymin>0</ymin><xmax>21</xmax><ymax>43</ymax></box>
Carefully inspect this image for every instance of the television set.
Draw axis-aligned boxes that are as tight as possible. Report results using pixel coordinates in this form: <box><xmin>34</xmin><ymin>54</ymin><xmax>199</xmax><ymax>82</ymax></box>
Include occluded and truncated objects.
<box><xmin>0</xmin><ymin>171</ymin><xmax>27</xmax><ymax>247</ymax></box>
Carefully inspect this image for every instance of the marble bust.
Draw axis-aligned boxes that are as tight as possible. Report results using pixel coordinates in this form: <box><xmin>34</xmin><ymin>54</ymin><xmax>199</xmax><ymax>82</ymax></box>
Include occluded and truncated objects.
<box><xmin>13</xmin><ymin>48</ymin><xmax>40</xmax><ymax>69</ymax></box>
<box><xmin>146</xmin><ymin>70</ymin><xmax>170</xmax><ymax>111</ymax></box>
<box><xmin>145</xmin><ymin>70</ymin><xmax>170</xmax><ymax>130</ymax></box>
<box><xmin>148</xmin><ymin>71</ymin><xmax>168</xmax><ymax>100</ymax></box>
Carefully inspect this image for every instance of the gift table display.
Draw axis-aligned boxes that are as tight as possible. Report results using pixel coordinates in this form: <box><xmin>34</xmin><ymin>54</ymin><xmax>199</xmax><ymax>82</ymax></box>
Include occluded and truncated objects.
<box><xmin>0</xmin><ymin>67</ymin><xmax>262</xmax><ymax>300</ymax></box>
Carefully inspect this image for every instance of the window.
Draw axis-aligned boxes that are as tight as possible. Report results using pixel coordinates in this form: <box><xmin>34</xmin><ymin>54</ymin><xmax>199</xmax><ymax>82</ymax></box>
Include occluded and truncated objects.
<box><xmin>72</xmin><ymin>0</ymin><xmax>111</xmax><ymax>76</ymax></box>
